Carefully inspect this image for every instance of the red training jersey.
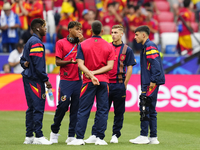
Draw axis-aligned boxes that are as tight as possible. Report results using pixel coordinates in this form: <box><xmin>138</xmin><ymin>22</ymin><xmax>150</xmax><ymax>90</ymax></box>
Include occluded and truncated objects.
<box><xmin>55</xmin><ymin>38</ymin><xmax>81</xmax><ymax>81</ymax></box>
<box><xmin>77</xmin><ymin>36</ymin><xmax>115</xmax><ymax>84</ymax></box>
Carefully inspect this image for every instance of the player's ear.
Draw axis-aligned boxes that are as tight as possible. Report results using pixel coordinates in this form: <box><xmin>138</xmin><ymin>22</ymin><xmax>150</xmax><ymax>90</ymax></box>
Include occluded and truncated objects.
<box><xmin>101</xmin><ymin>29</ymin><xmax>104</xmax><ymax>34</ymax></box>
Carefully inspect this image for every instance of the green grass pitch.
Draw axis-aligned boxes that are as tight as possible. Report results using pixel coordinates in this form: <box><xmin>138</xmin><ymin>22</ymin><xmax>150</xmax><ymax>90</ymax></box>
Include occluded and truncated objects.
<box><xmin>0</xmin><ymin>111</ymin><xmax>199</xmax><ymax>150</ymax></box>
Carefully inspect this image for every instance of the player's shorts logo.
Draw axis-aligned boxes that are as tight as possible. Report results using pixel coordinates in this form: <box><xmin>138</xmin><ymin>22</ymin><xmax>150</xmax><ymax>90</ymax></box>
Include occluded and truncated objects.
<box><xmin>61</xmin><ymin>95</ymin><xmax>67</xmax><ymax>101</ymax></box>
<box><xmin>42</xmin><ymin>93</ymin><xmax>46</xmax><ymax>99</ymax></box>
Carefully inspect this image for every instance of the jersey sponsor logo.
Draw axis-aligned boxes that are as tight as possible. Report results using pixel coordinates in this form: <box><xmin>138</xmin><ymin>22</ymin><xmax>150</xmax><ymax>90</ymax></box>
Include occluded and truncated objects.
<box><xmin>95</xmin><ymin>39</ymin><xmax>98</xmax><ymax>42</ymax></box>
<box><xmin>61</xmin><ymin>95</ymin><xmax>67</xmax><ymax>101</ymax></box>
<box><xmin>120</xmin><ymin>54</ymin><xmax>126</xmax><ymax>61</ymax></box>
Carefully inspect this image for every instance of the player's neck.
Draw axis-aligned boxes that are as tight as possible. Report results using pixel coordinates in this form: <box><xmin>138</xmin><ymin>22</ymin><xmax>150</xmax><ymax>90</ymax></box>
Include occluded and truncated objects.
<box><xmin>142</xmin><ymin>38</ymin><xmax>148</xmax><ymax>45</ymax></box>
<box><xmin>113</xmin><ymin>40</ymin><xmax>122</xmax><ymax>45</ymax></box>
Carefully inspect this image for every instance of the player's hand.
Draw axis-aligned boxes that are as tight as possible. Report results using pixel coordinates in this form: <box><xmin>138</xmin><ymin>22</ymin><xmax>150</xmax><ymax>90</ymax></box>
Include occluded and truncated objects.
<box><xmin>24</xmin><ymin>61</ymin><xmax>29</xmax><ymax>68</ymax></box>
<box><xmin>149</xmin><ymin>82</ymin><xmax>156</xmax><ymax>91</ymax></box>
<box><xmin>2</xmin><ymin>25</ymin><xmax>8</xmax><ymax>30</ymax></box>
<box><xmin>70</xmin><ymin>58</ymin><xmax>77</xmax><ymax>64</ymax></box>
<box><xmin>124</xmin><ymin>81</ymin><xmax>128</xmax><ymax>89</ymax></box>
<box><xmin>84</xmin><ymin>73</ymin><xmax>90</xmax><ymax>79</ymax></box>
<box><xmin>91</xmin><ymin>76</ymin><xmax>100</xmax><ymax>85</ymax></box>
<box><xmin>76</xmin><ymin>33</ymin><xmax>84</xmax><ymax>42</ymax></box>
<box><xmin>45</xmin><ymin>81</ymin><xmax>52</xmax><ymax>89</ymax></box>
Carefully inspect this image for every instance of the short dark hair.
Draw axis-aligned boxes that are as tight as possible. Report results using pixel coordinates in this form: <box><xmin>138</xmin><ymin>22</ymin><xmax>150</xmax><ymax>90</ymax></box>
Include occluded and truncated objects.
<box><xmin>134</xmin><ymin>5</ymin><xmax>140</xmax><ymax>11</ymax></box>
<box><xmin>135</xmin><ymin>25</ymin><xmax>150</xmax><ymax>36</ymax></box>
<box><xmin>30</xmin><ymin>18</ymin><xmax>45</xmax><ymax>31</ymax></box>
<box><xmin>183</xmin><ymin>0</ymin><xmax>191</xmax><ymax>8</ymax></box>
<box><xmin>143</xmin><ymin>2</ymin><xmax>151</xmax><ymax>7</ymax></box>
<box><xmin>68</xmin><ymin>21</ymin><xmax>82</xmax><ymax>30</ymax></box>
<box><xmin>107</xmin><ymin>2</ymin><xmax>115</xmax><ymax>8</ymax></box>
<box><xmin>128</xmin><ymin>4</ymin><xmax>135</xmax><ymax>9</ymax></box>
<box><xmin>16</xmin><ymin>43</ymin><xmax>24</xmax><ymax>49</ymax></box>
<box><xmin>92</xmin><ymin>20</ymin><xmax>102</xmax><ymax>35</ymax></box>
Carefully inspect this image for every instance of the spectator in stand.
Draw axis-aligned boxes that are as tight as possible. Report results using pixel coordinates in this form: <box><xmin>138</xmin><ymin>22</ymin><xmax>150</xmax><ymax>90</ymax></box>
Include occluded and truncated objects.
<box><xmin>171</xmin><ymin>0</ymin><xmax>183</xmax><ymax>20</ymax></box>
<box><xmin>177</xmin><ymin>0</ymin><xmax>193</xmax><ymax>55</ymax></box>
<box><xmin>11</xmin><ymin>0</ymin><xmax>29</xmax><ymax>37</ymax></box>
<box><xmin>27</xmin><ymin>0</ymin><xmax>43</xmax><ymax>27</ymax></box>
<box><xmin>191</xmin><ymin>0</ymin><xmax>200</xmax><ymax>22</ymax></box>
<box><xmin>102</xmin><ymin>2</ymin><xmax>122</xmax><ymax>31</ymax></box>
<box><xmin>127</xmin><ymin>5</ymin><xmax>145</xmax><ymax>52</ymax></box>
<box><xmin>102</xmin><ymin>25</ymin><xmax>113</xmax><ymax>42</ymax></box>
<box><xmin>0</xmin><ymin>2</ymin><xmax>20</xmax><ymax>52</ymax></box>
<box><xmin>51</xmin><ymin>0</ymin><xmax>63</xmax><ymax>26</ymax></box>
<box><xmin>75</xmin><ymin>0</ymin><xmax>89</xmax><ymax>21</ymax></box>
<box><xmin>143</xmin><ymin>9</ymin><xmax>158</xmax><ymax>42</ymax></box>
<box><xmin>82</xmin><ymin>9</ymin><xmax>95</xmax><ymax>39</ymax></box>
<box><xmin>8</xmin><ymin>43</ymin><xmax>24</xmax><ymax>73</ymax></box>
<box><xmin>1</xmin><ymin>63</ymin><xmax>11</xmax><ymax>73</ymax></box>
<box><xmin>56</xmin><ymin>2</ymin><xmax>75</xmax><ymax>40</ymax></box>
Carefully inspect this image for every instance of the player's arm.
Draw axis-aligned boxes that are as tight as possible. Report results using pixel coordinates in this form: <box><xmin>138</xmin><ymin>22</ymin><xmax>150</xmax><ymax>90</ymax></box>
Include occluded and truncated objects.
<box><xmin>92</xmin><ymin>60</ymin><xmax>114</xmax><ymax>75</ymax></box>
<box><xmin>146</xmin><ymin>46</ymin><xmax>162</xmax><ymax>89</ymax></box>
<box><xmin>20</xmin><ymin>56</ymin><xmax>28</xmax><ymax>69</ymax></box>
<box><xmin>124</xmin><ymin>65</ymin><xmax>132</xmax><ymax>89</ymax></box>
<box><xmin>124</xmin><ymin>47</ymin><xmax>137</xmax><ymax>88</ymax></box>
<box><xmin>56</xmin><ymin>57</ymin><xmax>77</xmax><ymax>66</ymax></box>
<box><xmin>29</xmin><ymin>42</ymin><xmax>49</xmax><ymax>82</ymax></box>
<box><xmin>77</xmin><ymin>59</ymin><xmax>99</xmax><ymax>85</ymax></box>
<box><xmin>76</xmin><ymin>44</ymin><xmax>99</xmax><ymax>85</ymax></box>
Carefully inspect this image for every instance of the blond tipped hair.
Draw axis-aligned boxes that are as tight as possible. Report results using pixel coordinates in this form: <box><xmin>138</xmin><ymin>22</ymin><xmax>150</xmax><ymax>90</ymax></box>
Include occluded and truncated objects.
<box><xmin>112</xmin><ymin>25</ymin><xmax>124</xmax><ymax>32</ymax></box>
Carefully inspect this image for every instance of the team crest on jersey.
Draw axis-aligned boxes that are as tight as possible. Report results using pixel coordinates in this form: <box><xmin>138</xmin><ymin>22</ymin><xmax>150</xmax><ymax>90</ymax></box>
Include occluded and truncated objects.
<box><xmin>42</xmin><ymin>93</ymin><xmax>46</xmax><ymax>99</ymax></box>
<box><xmin>61</xmin><ymin>95</ymin><xmax>67</xmax><ymax>101</ymax></box>
<box><xmin>120</xmin><ymin>54</ymin><xmax>126</xmax><ymax>61</ymax></box>
<box><xmin>95</xmin><ymin>39</ymin><xmax>98</xmax><ymax>42</ymax></box>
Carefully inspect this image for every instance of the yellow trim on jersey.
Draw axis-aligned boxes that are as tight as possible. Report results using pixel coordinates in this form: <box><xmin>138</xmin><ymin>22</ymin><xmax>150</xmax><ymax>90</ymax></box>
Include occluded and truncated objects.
<box><xmin>146</xmin><ymin>50</ymin><xmax>159</xmax><ymax>55</ymax></box>
<box><xmin>30</xmin><ymin>47</ymin><xmax>44</xmax><ymax>52</ymax></box>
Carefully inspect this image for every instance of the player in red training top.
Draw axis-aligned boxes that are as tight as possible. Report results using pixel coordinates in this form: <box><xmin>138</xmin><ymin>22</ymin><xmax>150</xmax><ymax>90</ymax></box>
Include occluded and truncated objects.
<box><xmin>84</xmin><ymin>25</ymin><xmax>137</xmax><ymax>144</ymax></box>
<box><xmin>68</xmin><ymin>20</ymin><xmax>115</xmax><ymax>145</ymax></box>
<box><xmin>50</xmin><ymin>21</ymin><xmax>84</xmax><ymax>144</ymax></box>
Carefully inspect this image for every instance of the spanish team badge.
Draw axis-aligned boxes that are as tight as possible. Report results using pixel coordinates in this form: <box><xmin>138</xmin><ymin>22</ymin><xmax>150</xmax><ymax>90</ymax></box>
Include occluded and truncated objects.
<box><xmin>42</xmin><ymin>93</ymin><xmax>46</xmax><ymax>99</ymax></box>
<box><xmin>120</xmin><ymin>54</ymin><xmax>126</xmax><ymax>61</ymax></box>
<box><xmin>61</xmin><ymin>95</ymin><xmax>67</xmax><ymax>101</ymax></box>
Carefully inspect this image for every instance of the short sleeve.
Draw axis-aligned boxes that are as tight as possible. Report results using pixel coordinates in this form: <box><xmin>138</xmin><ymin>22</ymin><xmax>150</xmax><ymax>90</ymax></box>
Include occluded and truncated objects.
<box><xmin>55</xmin><ymin>41</ymin><xmax>63</xmax><ymax>59</ymax></box>
<box><xmin>125</xmin><ymin>47</ymin><xmax>137</xmax><ymax>66</ymax></box>
<box><xmin>108</xmin><ymin>45</ymin><xmax>115</xmax><ymax>61</ymax></box>
<box><xmin>8</xmin><ymin>51</ymin><xmax>15</xmax><ymax>63</ymax></box>
<box><xmin>76</xmin><ymin>44</ymin><xmax>84</xmax><ymax>60</ymax></box>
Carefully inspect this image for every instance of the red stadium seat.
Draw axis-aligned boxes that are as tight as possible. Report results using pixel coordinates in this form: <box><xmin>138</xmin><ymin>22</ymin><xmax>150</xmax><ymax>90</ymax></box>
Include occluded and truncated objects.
<box><xmin>159</xmin><ymin>22</ymin><xmax>177</xmax><ymax>33</ymax></box>
<box><xmin>155</xmin><ymin>1</ymin><xmax>170</xmax><ymax>12</ymax></box>
<box><xmin>157</xmin><ymin>12</ymin><xmax>174</xmax><ymax>22</ymax></box>
<box><xmin>191</xmin><ymin>22</ymin><xmax>199</xmax><ymax>32</ymax></box>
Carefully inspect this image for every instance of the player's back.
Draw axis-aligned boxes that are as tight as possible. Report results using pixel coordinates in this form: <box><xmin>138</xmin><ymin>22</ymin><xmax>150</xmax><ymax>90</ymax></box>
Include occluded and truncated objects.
<box><xmin>80</xmin><ymin>36</ymin><xmax>114</xmax><ymax>83</ymax></box>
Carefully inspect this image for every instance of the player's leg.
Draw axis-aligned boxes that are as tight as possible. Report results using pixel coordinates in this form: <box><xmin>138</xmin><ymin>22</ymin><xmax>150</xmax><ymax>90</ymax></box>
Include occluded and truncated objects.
<box><xmin>129</xmin><ymin>84</ymin><xmax>150</xmax><ymax>144</ymax></box>
<box><xmin>75</xmin><ymin>83</ymin><xmax>96</xmax><ymax>139</ymax></box>
<box><xmin>149</xmin><ymin>85</ymin><xmax>160</xmax><ymax>144</ymax></box>
<box><xmin>95</xmin><ymin>82</ymin><xmax>109</xmax><ymax>142</ymax></box>
<box><xmin>66</xmin><ymin>80</ymin><xmax>82</xmax><ymax>143</ymax></box>
<box><xmin>51</xmin><ymin>80</ymin><xmax>72</xmax><ymax>135</ymax></box>
<box><xmin>22</xmin><ymin>77</ymin><xmax>34</xmax><ymax>144</ymax></box>
<box><xmin>111</xmin><ymin>83</ymin><xmax>126</xmax><ymax>140</ymax></box>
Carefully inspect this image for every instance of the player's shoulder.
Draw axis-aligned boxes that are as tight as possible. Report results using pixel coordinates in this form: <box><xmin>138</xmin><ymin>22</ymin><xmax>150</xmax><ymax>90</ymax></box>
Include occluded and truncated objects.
<box><xmin>146</xmin><ymin>39</ymin><xmax>157</xmax><ymax>48</ymax></box>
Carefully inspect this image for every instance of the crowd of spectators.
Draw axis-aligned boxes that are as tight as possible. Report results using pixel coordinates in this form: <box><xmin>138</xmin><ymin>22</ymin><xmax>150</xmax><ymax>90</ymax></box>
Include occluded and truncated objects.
<box><xmin>0</xmin><ymin>0</ymin><xmax>200</xmax><ymax>73</ymax></box>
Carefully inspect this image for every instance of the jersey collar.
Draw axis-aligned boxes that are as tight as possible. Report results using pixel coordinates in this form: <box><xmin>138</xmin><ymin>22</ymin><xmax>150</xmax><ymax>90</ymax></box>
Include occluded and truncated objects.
<box><xmin>92</xmin><ymin>36</ymin><xmax>102</xmax><ymax>38</ymax></box>
<box><xmin>33</xmin><ymin>33</ymin><xmax>42</xmax><ymax>41</ymax></box>
<box><xmin>142</xmin><ymin>38</ymin><xmax>150</xmax><ymax>49</ymax></box>
<box><xmin>112</xmin><ymin>42</ymin><xmax>123</xmax><ymax>47</ymax></box>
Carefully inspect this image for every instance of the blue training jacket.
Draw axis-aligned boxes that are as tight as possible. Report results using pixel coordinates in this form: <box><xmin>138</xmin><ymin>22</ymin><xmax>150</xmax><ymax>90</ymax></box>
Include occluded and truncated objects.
<box><xmin>20</xmin><ymin>33</ymin><xmax>48</xmax><ymax>82</ymax></box>
<box><xmin>140</xmin><ymin>39</ymin><xmax>165</xmax><ymax>85</ymax></box>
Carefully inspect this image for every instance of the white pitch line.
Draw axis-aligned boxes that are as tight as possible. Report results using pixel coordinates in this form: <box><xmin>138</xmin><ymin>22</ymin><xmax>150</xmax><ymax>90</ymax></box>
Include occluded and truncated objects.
<box><xmin>44</xmin><ymin>112</ymin><xmax>55</xmax><ymax>115</ymax></box>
